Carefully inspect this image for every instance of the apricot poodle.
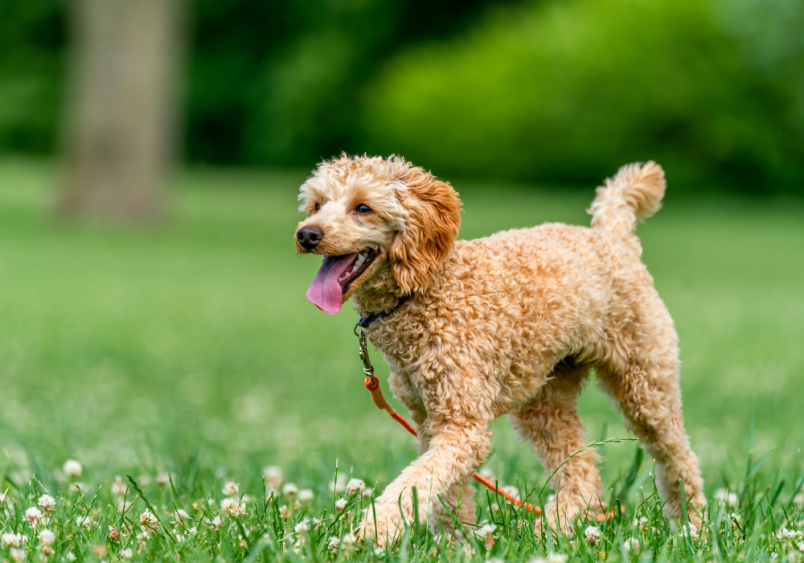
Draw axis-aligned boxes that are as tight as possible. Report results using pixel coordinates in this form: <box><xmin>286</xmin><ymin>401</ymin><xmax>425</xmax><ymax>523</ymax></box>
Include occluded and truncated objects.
<box><xmin>295</xmin><ymin>155</ymin><xmax>705</xmax><ymax>544</ymax></box>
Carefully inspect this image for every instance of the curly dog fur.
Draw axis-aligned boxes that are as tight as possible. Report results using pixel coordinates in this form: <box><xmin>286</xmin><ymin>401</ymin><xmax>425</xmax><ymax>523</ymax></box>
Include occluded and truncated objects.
<box><xmin>295</xmin><ymin>155</ymin><xmax>705</xmax><ymax>545</ymax></box>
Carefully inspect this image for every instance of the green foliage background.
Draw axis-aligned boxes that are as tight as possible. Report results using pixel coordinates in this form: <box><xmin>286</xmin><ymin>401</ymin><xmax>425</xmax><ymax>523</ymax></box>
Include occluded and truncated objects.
<box><xmin>363</xmin><ymin>0</ymin><xmax>804</xmax><ymax>190</ymax></box>
<box><xmin>2</xmin><ymin>0</ymin><xmax>804</xmax><ymax>191</ymax></box>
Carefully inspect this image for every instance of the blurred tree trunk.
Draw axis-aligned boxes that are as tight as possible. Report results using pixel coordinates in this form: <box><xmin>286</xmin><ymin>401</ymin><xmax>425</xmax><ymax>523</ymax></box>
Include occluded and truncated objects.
<box><xmin>58</xmin><ymin>0</ymin><xmax>183</xmax><ymax>222</ymax></box>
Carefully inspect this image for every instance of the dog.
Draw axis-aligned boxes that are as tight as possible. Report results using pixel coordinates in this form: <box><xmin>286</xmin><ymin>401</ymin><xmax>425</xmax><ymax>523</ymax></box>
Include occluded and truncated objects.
<box><xmin>295</xmin><ymin>155</ymin><xmax>705</xmax><ymax>544</ymax></box>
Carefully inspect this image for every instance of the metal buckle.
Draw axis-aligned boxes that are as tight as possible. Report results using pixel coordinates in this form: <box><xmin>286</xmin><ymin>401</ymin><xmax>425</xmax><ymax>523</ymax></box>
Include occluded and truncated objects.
<box><xmin>356</xmin><ymin>326</ymin><xmax>376</xmax><ymax>382</ymax></box>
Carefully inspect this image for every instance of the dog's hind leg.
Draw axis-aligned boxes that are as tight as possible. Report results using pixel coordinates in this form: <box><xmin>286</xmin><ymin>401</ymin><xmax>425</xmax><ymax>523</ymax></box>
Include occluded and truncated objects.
<box><xmin>595</xmin><ymin>317</ymin><xmax>706</xmax><ymax>528</ymax></box>
<box><xmin>508</xmin><ymin>362</ymin><xmax>603</xmax><ymax>533</ymax></box>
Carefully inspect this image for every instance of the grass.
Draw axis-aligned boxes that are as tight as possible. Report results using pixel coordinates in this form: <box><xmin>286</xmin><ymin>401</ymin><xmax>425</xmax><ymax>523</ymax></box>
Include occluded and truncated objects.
<box><xmin>0</xmin><ymin>156</ymin><xmax>802</xmax><ymax>561</ymax></box>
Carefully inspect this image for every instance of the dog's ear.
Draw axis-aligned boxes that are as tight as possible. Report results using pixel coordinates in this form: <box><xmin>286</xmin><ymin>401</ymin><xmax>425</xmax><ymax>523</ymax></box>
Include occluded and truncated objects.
<box><xmin>390</xmin><ymin>167</ymin><xmax>461</xmax><ymax>294</ymax></box>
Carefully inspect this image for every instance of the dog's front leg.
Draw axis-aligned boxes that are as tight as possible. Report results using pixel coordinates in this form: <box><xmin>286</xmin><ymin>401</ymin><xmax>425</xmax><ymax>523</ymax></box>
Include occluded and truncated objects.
<box><xmin>360</xmin><ymin>418</ymin><xmax>490</xmax><ymax>547</ymax></box>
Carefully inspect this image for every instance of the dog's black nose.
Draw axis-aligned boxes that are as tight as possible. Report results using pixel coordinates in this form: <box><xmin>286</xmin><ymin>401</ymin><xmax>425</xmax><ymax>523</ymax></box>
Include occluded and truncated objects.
<box><xmin>296</xmin><ymin>226</ymin><xmax>323</xmax><ymax>250</ymax></box>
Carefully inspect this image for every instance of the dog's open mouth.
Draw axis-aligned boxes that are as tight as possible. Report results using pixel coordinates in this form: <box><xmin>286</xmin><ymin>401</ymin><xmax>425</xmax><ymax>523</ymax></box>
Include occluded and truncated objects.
<box><xmin>306</xmin><ymin>248</ymin><xmax>378</xmax><ymax>314</ymax></box>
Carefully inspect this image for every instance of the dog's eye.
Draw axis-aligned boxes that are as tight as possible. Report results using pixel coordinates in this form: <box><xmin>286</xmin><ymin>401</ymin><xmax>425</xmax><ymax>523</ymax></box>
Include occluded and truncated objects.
<box><xmin>356</xmin><ymin>204</ymin><xmax>372</xmax><ymax>214</ymax></box>
<box><xmin>314</xmin><ymin>202</ymin><xmax>321</xmax><ymax>212</ymax></box>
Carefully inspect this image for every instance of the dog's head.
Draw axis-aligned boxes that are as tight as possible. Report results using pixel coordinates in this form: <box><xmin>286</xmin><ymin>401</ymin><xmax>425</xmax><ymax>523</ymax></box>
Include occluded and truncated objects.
<box><xmin>295</xmin><ymin>155</ymin><xmax>461</xmax><ymax>314</ymax></box>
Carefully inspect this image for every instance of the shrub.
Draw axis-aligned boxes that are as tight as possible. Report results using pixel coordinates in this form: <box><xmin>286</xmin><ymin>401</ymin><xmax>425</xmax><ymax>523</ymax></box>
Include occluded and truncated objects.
<box><xmin>362</xmin><ymin>0</ymin><xmax>804</xmax><ymax>191</ymax></box>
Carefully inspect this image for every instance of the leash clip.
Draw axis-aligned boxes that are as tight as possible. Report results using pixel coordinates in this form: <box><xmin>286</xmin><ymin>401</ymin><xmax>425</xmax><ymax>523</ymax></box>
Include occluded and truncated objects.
<box><xmin>356</xmin><ymin>326</ymin><xmax>375</xmax><ymax>380</ymax></box>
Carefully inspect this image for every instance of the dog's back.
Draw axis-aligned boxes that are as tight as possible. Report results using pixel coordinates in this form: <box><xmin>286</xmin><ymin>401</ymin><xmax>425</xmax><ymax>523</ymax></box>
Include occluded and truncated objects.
<box><xmin>423</xmin><ymin>162</ymin><xmax>668</xmax><ymax>373</ymax></box>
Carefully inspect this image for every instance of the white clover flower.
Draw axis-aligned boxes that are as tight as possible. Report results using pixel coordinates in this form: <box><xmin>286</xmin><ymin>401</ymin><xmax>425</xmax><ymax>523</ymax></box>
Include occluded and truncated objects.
<box><xmin>342</xmin><ymin>532</ymin><xmax>357</xmax><ymax>546</ymax></box>
<box><xmin>2</xmin><ymin>533</ymin><xmax>23</xmax><ymax>548</ymax></box>
<box><xmin>222</xmin><ymin>481</ymin><xmax>239</xmax><ymax>496</ymax></box>
<box><xmin>714</xmin><ymin>488</ymin><xmax>738</xmax><ymax>507</ymax></box>
<box><xmin>329</xmin><ymin>475</ymin><xmax>347</xmax><ymax>494</ymax></box>
<box><xmin>211</xmin><ymin>515</ymin><xmax>222</xmax><ymax>529</ymax></box>
<box><xmin>476</xmin><ymin>522</ymin><xmax>496</xmax><ymax>547</ymax></box>
<box><xmin>117</xmin><ymin>499</ymin><xmax>133</xmax><ymax>513</ymax></box>
<box><xmin>69</xmin><ymin>482</ymin><xmax>84</xmax><ymax>492</ymax></box>
<box><xmin>479</xmin><ymin>467</ymin><xmax>495</xmax><ymax>480</ymax></box>
<box><xmin>66</xmin><ymin>552</ymin><xmax>76</xmax><ymax>562</ymax></box>
<box><xmin>155</xmin><ymin>472</ymin><xmax>171</xmax><ymax>485</ymax></box>
<box><xmin>624</xmin><ymin>537</ymin><xmax>640</xmax><ymax>553</ymax></box>
<box><xmin>374</xmin><ymin>547</ymin><xmax>385</xmax><ymax>556</ymax></box>
<box><xmin>298</xmin><ymin>489</ymin><xmax>314</xmax><ymax>504</ymax></box>
<box><xmin>527</xmin><ymin>554</ymin><xmax>567</xmax><ymax>563</ymax></box>
<box><xmin>140</xmin><ymin>509</ymin><xmax>159</xmax><ymax>533</ymax></box>
<box><xmin>63</xmin><ymin>460</ymin><xmax>82</xmax><ymax>477</ymax></box>
<box><xmin>294</xmin><ymin>520</ymin><xmax>309</xmax><ymax>534</ymax></box>
<box><xmin>488</xmin><ymin>558</ymin><xmax>505</xmax><ymax>563</ymax></box>
<box><xmin>364</xmin><ymin>487</ymin><xmax>374</xmax><ymax>497</ymax></box>
<box><xmin>794</xmin><ymin>493</ymin><xmax>804</xmax><ymax>507</ymax></box>
<box><xmin>681</xmin><ymin>523</ymin><xmax>699</xmax><ymax>538</ymax></box>
<box><xmin>777</xmin><ymin>527</ymin><xmax>803</xmax><ymax>540</ymax></box>
<box><xmin>112</xmin><ymin>476</ymin><xmax>127</xmax><ymax>496</ymax></box>
<box><xmin>346</xmin><ymin>479</ymin><xmax>365</xmax><ymax>495</ymax></box>
<box><xmin>221</xmin><ymin>497</ymin><xmax>246</xmax><ymax>517</ymax></box>
<box><xmin>263</xmin><ymin>466</ymin><xmax>283</xmax><ymax>490</ymax></box>
<box><xmin>9</xmin><ymin>547</ymin><xmax>25</xmax><ymax>562</ymax></box>
<box><xmin>476</xmin><ymin>523</ymin><xmax>496</xmax><ymax>537</ymax></box>
<box><xmin>638</xmin><ymin>516</ymin><xmax>648</xmax><ymax>529</ymax></box>
<box><xmin>188</xmin><ymin>527</ymin><xmax>198</xmax><ymax>535</ymax></box>
<box><xmin>278</xmin><ymin>505</ymin><xmax>289</xmax><ymax>519</ymax></box>
<box><xmin>25</xmin><ymin>506</ymin><xmax>43</xmax><ymax>523</ymax></box>
<box><xmin>174</xmin><ymin>508</ymin><xmax>189</xmax><ymax>521</ymax></box>
<box><xmin>37</xmin><ymin>495</ymin><xmax>56</xmax><ymax>516</ymax></box>
<box><xmin>584</xmin><ymin>525</ymin><xmax>601</xmax><ymax>545</ymax></box>
<box><xmin>282</xmin><ymin>482</ymin><xmax>298</xmax><ymax>497</ymax></box>
<box><xmin>798</xmin><ymin>541</ymin><xmax>804</xmax><ymax>552</ymax></box>
<box><xmin>38</xmin><ymin>529</ymin><xmax>55</xmax><ymax>546</ymax></box>
<box><xmin>327</xmin><ymin>536</ymin><xmax>340</xmax><ymax>554</ymax></box>
<box><xmin>335</xmin><ymin>498</ymin><xmax>347</xmax><ymax>512</ymax></box>
<box><xmin>121</xmin><ymin>548</ymin><xmax>133</xmax><ymax>559</ymax></box>
<box><xmin>76</xmin><ymin>515</ymin><xmax>94</xmax><ymax>530</ymax></box>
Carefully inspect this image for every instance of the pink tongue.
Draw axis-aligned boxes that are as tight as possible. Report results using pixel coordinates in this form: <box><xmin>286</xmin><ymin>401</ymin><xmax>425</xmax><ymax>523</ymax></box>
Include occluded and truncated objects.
<box><xmin>306</xmin><ymin>253</ymin><xmax>358</xmax><ymax>314</ymax></box>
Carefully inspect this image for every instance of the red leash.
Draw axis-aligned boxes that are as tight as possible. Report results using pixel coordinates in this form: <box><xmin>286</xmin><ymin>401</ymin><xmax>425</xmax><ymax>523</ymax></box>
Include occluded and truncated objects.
<box><xmin>363</xmin><ymin>374</ymin><xmax>539</xmax><ymax>512</ymax></box>
<box><xmin>357</xmin><ymin>328</ymin><xmax>540</xmax><ymax>514</ymax></box>
<box><xmin>356</xmin><ymin>318</ymin><xmax>618</xmax><ymax>522</ymax></box>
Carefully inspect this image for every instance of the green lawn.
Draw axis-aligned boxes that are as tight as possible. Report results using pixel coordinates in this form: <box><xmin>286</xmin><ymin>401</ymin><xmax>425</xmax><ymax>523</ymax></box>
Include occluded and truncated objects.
<box><xmin>0</xmin><ymin>157</ymin><xmax>802</xmax><ymax>561</ymax></box>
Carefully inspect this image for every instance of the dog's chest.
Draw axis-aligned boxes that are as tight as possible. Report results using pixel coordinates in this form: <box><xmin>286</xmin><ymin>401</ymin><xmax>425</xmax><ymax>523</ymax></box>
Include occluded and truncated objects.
<box><xmin>368</xmin><ymin>328</ymin><xmax>429</xmax><ymax>400</ymax></box>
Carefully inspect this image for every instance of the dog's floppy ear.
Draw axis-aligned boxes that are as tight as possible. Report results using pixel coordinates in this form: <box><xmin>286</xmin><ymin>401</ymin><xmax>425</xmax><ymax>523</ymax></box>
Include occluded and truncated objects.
<box><xmin>390</xmin><ymin>167</ymin><xmax>461</xmax><ymax>294</ymax></box>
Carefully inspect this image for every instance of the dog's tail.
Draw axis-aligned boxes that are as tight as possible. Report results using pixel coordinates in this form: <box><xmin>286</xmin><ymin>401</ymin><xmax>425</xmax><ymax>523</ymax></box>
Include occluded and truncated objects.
<box><xmin>588</xmin><ymin>161</ymin><xmax>666</xmax><ymax>256</ymax></box>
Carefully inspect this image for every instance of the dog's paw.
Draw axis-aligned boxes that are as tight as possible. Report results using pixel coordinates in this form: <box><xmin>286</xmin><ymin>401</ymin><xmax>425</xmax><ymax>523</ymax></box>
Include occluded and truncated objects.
<box><xmin>681</xmin><ymin>493</ymin><xmax>706</xmax><ymax>533</ymax></box>
<box><xmin>358</xmin><ymin>506</ymin><xmax>402</xmax><ymax>548</ymax></box>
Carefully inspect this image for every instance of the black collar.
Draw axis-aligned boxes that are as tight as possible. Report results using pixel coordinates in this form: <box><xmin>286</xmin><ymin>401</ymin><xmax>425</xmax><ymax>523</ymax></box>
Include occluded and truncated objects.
<box><xmin>355</xmin><ymin>294</ymin><xmax>412</xmax><ymax>332</ymax></box>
